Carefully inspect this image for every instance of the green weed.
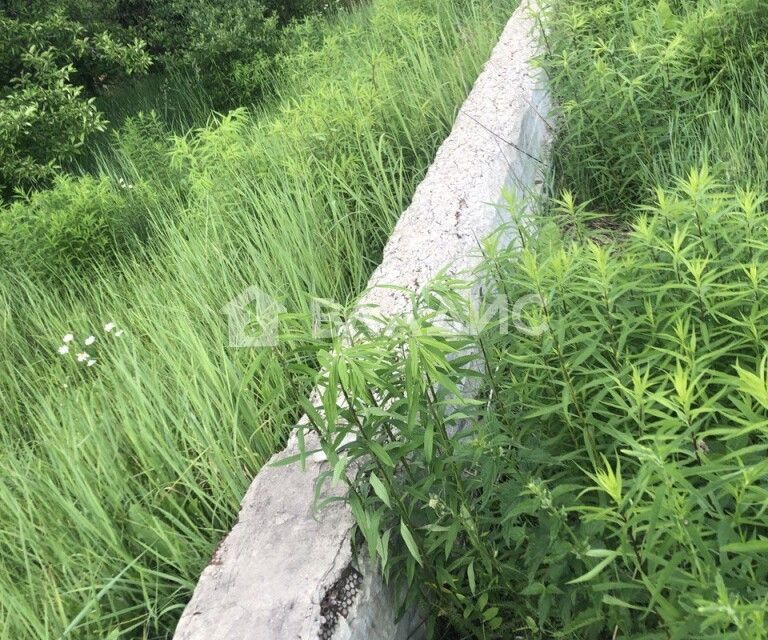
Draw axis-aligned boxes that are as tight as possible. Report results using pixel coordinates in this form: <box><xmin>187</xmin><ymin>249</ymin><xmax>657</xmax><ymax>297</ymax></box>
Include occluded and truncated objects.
<box><xmin>305</xmin><ymin>173</ymin><xmax>768</xmax><ymax>639</ymax></box>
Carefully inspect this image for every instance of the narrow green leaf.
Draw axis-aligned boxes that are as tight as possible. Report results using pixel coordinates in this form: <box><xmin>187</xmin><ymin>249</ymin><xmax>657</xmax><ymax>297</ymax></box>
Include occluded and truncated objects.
<box><xmin>722</xmin><ymin>539</ymin><xmax>768</xmax><ymax>553</ymax></box>
<box><xmin>602</xmin><ymin>594</ymin><xmax>643</xmax><ymax>610</ymax></box>
<box><xmin>567</xmin><ymin>551</ymin><xmax>617</xmax><ymax>584</ymax></box>
<box><xmin>400</xmin><ymin>520</ymin><xmax>423</xmax><ymax>567</ymax></box>
<box><xmin>369</xmin><ymin>472</ymin><xmax>391</xmax><ymax>508</ymax></box>
<box><xmin>369</xmin><ymin>441</ymin><xmax>395</xmax><ymax>467</ymax></box>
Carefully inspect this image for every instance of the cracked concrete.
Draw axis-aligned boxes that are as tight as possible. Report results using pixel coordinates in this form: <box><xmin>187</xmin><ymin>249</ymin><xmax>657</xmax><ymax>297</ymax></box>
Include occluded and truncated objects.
<box><xmin>173</xmin><ymin>2</ymin><xmax>549</xmax><ymax>638</ymax></box>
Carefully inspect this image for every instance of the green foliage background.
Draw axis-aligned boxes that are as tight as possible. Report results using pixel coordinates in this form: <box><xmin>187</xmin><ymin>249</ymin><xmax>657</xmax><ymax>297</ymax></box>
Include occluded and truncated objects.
<box><xmin>545</xmin><ymin>0</ymin><xmax>768</xmax><ymax>212</ymax></box>
<box><xmin>0</xmin><ymin>0</ymin><xmax>335</xmax><ymax>197</ymax></box>
<box><xmin>0</xmin><ymin>7</ymin><xmax>150</xmax><ymax>195</ymax></box>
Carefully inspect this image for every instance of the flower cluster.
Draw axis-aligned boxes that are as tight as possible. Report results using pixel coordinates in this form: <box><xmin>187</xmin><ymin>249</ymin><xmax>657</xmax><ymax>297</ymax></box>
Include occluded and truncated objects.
<box><xmin>56</xmin><ymin>322</ymin><xmax>124</xmax><ymax>368</ymax></box>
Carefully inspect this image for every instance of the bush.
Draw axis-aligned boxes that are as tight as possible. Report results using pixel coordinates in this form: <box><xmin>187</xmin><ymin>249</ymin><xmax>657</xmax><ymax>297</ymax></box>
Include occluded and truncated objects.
<box><xmin>303</xmin><ymin>172</ymin><xmax>768</xmax><ymax>639</ymax></box>
<box><xmin>0</xmin><ymin>50</ymin><xmax>106</xmax><ymax>196</ymax></box>
<box><xmin>114</xmin><ymin>0</ymin><xmax>282</xmax><ymax>104</ymax></box>
<box><xmin>0</xmin><ymin>110</ymin><xmax>187</xmax><ymax>278</ymax></box>
<box><xmin>0</xmin><ymin>0</ymin><xmax>333</xmax><ymax>197</ymax></box>
<box><xmin>0</xmin><ymin>174</ymin><xmax>151</xmax><ymax>276</ymax></box>
<box><xmin>0</xmin><ymin>9</ymin><xmax>150</xmax><ymax>195</ymax></box>
<box><xmin>543</xmin><ymin>0</ymin><xmax>768</xmax><ymax>212</ymax></box>
<box><xmin>112</xmin><ymin>0</ymin><xmax>346</xmax><ymax>105</ymax></box>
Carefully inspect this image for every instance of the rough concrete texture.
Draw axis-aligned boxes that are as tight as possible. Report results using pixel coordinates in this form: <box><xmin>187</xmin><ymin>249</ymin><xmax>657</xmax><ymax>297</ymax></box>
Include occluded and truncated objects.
<box><xmin>333</xmin><ymin>560</ymin><xmax>422</xmax><ymax>640</ymax></box>
<box><xmin>173</xmin><ymin>2</ymin><xmax>549</xmax><ymax>639</ymax></box>
<box><xmin>362</xmin><ymin>4</ymin><xmax>550</xmax><ymax>319</ymax></box>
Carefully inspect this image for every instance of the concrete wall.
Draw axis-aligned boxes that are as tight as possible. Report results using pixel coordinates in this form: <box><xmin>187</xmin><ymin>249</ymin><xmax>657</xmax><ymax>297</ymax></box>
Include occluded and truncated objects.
<box><xmin>173</xmin><ymin>2</ymin><xmax>550</xmax><ymax>638</ymax></box>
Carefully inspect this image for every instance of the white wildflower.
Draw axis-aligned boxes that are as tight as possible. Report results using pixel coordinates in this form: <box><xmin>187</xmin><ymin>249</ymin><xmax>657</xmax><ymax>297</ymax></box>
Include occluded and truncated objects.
<box><xmin>87</xmin><ymin>359</ymin><xmax>97</xmax><ymax>367</ymax></box>
<box><xmin>63</xmin><ymin>333</ymin><xmax>74</xmax><ymax>343</ymax></box>
<box><xmin>84</xmin><ymin>336</ymin><xmax>96</xmax><ymax>346</ymax></box>
<box><xmin>58</xmin><ymin>345</ymin><xmax>70</xmax><ymax>355</ymax></box>
<box><xmin>115</xmin><ymin>329</ymin><xmax>124</xmax><ymax>337</ymax></box>
<box><xmin>104</xmin><ymin>322</ymin><xmax>115</xmax><ymax>333</ymax></box>
<box><xmin>76</xmin><ymin>352</ymin><xmax>89</xmax><ymax>363</ymax></box>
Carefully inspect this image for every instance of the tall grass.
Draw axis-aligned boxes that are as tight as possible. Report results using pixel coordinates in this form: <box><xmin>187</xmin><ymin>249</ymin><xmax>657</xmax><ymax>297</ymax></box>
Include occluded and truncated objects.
<box><xmin>76</xmin><ymin>66</ymin><xmax>217</xmax><ymax>173</ymax></box>
<box><xmin>0</xmin><ymin>0</ymin><xmax>518</xmax><ymax>638</ymax></box>
<box><xmin>543</xmin><ymin>0</ymin><xmax>768</xmax><ymax>211</ymax></box>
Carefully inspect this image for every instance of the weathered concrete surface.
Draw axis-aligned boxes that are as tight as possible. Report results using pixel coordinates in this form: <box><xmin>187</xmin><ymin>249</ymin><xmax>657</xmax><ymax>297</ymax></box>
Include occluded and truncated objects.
<box><xmin>363</xmin><ymin>7</ymin><xmax>550</xmax><ymax>318</ymax></box>
<box><xmin>173</xmin><ymin>2</ymin><xmax>549</xmax><ymax>638</ymax></box>
<box><xmin>328</xmin><ymin>560</ymin><xmax>423</xmax><ymax>640</ymax></box>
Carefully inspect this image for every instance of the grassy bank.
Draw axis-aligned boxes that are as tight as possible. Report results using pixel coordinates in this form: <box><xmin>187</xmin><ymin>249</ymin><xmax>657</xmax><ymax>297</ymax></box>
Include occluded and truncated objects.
<box><xmin>0</xmin><ymin>1</ymin><xmax>518</xmax><ymax>638</ymax></box>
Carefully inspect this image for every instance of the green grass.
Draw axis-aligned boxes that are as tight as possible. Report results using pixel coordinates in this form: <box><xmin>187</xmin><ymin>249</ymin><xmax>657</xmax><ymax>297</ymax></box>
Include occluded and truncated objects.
<box><xmin>77</xmin><ymin>66</ymin><xmax>217</xmax><ymax>173</ymax></box>
<box><xmin>0</xmin><ymin>0</ymin><xmax>518</xmax><ymax>638</ymax></box>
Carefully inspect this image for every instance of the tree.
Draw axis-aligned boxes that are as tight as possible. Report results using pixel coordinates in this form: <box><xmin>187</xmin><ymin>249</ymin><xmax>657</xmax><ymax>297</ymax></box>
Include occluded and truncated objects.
<box><xmin>0</xmin><ymin>8</ymin><xmax>150</xmax><ymax>197</ymax></box>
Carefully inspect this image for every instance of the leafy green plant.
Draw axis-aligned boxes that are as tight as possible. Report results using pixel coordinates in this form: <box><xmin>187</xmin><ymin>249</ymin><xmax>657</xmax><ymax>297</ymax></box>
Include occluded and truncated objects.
<box><xmin>0</xmin><ymin>172</ymin><xmax>154</xmax><ymax>277</ymax></box>
<box><xmin>301</xmin><ymin>172</ymin><xmax>768</xmax><ymax>639</ymax></box>
<box><xmin>114</xmin><ymin>0</ymin><xmax>282</xmax><ymax>104</ymax></box>
<box><xmin>109</xmin><ymin>0</ymin><xmax>349</xmax><ymax>106</ymax></box>
<box><xmin>0</xmin><ymin>10</ymin><xmax>150</xmax><ymax>195</ymax></box>
<box><xmin>542</xmin><ymin>0</ymin><xmax>768</xmax><ymax>212</ymax></box>
<box><xmin>0</xmin><ymin>0</ymin><xmax>335</xmax><ymax>197</ymax></box>
<box><xmin>0</xmin><ymin>51</ymin><xmax>105</xmax><ymax>195</ymax></box>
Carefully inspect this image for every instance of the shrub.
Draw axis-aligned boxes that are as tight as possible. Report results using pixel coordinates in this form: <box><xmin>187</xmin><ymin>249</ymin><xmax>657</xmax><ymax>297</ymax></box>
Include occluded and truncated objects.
<box><xmin>0</xmin><ymin>110</ymin><xmax>191</xmax><ymax>279</ymax></box>
<box><xmin>114</xmin><ymin>0</ymin><xmax>281</xmax><ymax>104</ymax></box>
<box><xmin>0</xmin><ymin>174</ymin><xmax>151</xmax><ymax>276</ymax></box>
<box><xmin>0</xmin><ymin>9</ymin><xmax>150</xmax><ymax>196</ymax></box>
<box><xmin>302</xmin><ymin>171</ymin><xmax>768</xmax><ymax>639</ymax></box>
<box><xmin>0</xmin><ymin>0</ymin><xmax>332</xmax><ymax>197</ymax></box>
<box><xmin>543</xmin><ymin>0</ymin><xmax>768</xmax><ymax>212</ymax></box>
<box><xmin>0</xmin><ymin>51</ymin><xmax>105</xmax><ymax>196</ymax></box>
<box><xmin>112</xmin><ymin>0</ymin><xmax>342</xmax><ymax>105</ymax></box>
